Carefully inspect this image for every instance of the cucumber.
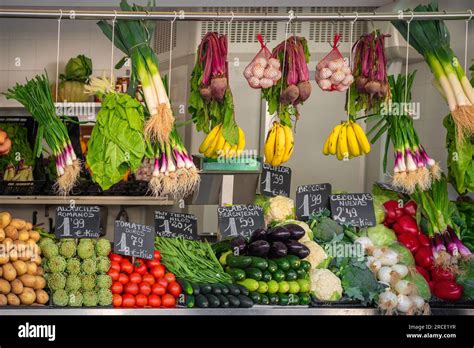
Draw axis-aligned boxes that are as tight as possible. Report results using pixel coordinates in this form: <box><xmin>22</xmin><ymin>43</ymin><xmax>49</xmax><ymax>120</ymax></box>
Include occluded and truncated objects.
<box><xmin>217</xmin><ymin>294</ymin><xmax>230</xmax><ymax>308</ymax></box>
<box><xmin>177</xmin><ymin>278</ymin><xmax>193</xmax><ymax>295</ymax></box>
<box><xmin>245</xmin><ymin>267</ymin><xmax>263</xmax><ymax>281</ymax></box>
<box><xmin>250</xmin><ymin>257</ymin><xmax>268</xmax><ymax>270</ymax></box>
<box><xmin>226</xmin><ymin>255</ymin><xmax>253</xmax><ymax>269</ymax></box>
<box><xmin>226</xmin><ymin>268</ymin><xmax>246</xmax><ymax>281</ymax></box>
<box><xmin>261</xmin><ymin>270</ymin><xmax>272</xmax><ymax>282</ymax></box>
<box><xmin>249</xmin><ymin>291</ymin><xmax>261</xmax><ymax>304</ymax></box>
<box><xmin>195</xmin><ymin>294</ymin><xmax>209</xmax><ymax>308</ymax></box>
<box><xmin>285</xmin><ymin>269</ymin><xmax>298</xmax><ymax>281</ymax></box>
<box><xmin>267</xmin><ymin>260</ymin><xmax>278</xmax><ymax>273</ymax></box>
<box><xmin>272</xmin><ymin>269</ymin><xmax>285</xmax><ymax>282</ymax></box>
<box><xmin>268</xmin><ymin>293</ymin><xmax>279</xmax><ymax>305</ymax></box>
<box><xmin>226</xmin><ymin>294</ymin><xmax>240</xmax><ymax>308</ymax></box>
<box><xmin>211</xmin><ymin>284</ymin><xmax>222</xmax><ymax>295</ymax></box>
<box><xmin>227</xmin><ymin>284</ymin><xmax>241</xmax><ymax>296</ymax></box>
<box><xmin>235</xmin><ymin>283</ymin><xmax>250</xmax><ymax>296</ymax></box>
<box><xmin>184</xmin><ymin>294</ymin><xmax>195</xmax><ymax>308</ymax></box>
<box><xmin>296</xmin><ymin>267</ymin><xmax>308</xmax><ymax>280</ymax></box>
<box><xmin>200</xmin><ymin>284</ymin><xmax>212</xmax><ymax>294</ymax></box>
<box><xmin>275</xmin><ymin>257</ymin><xmax>290</xmax><ymax>271</ymax></box>
<box><xmin>206</xmin><ymin>293</ymin><xmax>221</xmax><ymax>308</ymax></box>
<box><xmin>191</xmin><ymin>283</ymin><xmax>200</xmax><ymax>296</ymax></box>
<box><xmin>212</xmin><ymin>239</ymin><xmax>232</xmax><ymax>256</ymax></box>
<box><xmin>278</xmin><ymin>293</ymin><xmax>289</xmax><ymax>306</ymax></box>
<box><xmin>300</xmin><ymin>260</ymin><xmax>311</xmax><ymax>272</ymax></box>
<box><xmin>260</xmin><ymin>294</ymin><xmax>269</xmax><ymax>305</ymax></box>
<box><xmin>238</xmin><ymin>295</ymin><xmax>254</xmax><ymax>308</ymax></box>
<box><xmin>286</xmin><ymin>255</ymin><xmax>301</xmax><ymax>269</ymax></box>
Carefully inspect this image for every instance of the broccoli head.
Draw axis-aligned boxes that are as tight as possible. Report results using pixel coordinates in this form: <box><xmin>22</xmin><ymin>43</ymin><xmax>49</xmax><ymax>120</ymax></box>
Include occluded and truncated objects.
<box><xmin>98</xmin><ymin>288</ymin><xmax>113</xmax><ymax>306</ymax></box>
<box><xmin>81</xmin><ymin>274</ymin><xmax>96</xmax><ymax>290</ymax></box>
<box><xmin>95</xmin><ymin>239</ymin><xmax>111</xmax><ymax>257</ymax></box>
<box><xmin>83</xmin><ymin>290</ymin><xmax>98</xmax><ymax>307</ymax></box>
<box><xmin>59</xmin><ymin>239</ymin><xmax>77</xmax><ymax>258</ymax></box>
<box><xmin>66</xmin><ymin>258</ymin><xmax>81</xmax><ymax>275</ymax></box>
<box><xmin>42</xmin><ymin>242</ymin><xmax>59</xmax><ymax>259</ymax></box>
<box><xmin>48</xmin><ymin>273</ymin><xmax>66</xmax><ymax>291</ymax></box>
<box><xmin>66</xmin><ymin>274</ymin><xmax>82</xmax><ymax>292</ymax></box>
<box><xmin>96</xmin><ymin>256</ymin><xmax>111</xmax><ymax>273</ymax></box>
<box><xmin>68</xmin><ymin>291</ymin><xmax>83</xmax><ymax>307</ymax></box>
<box><xmin>77</xmin><ymin>239</ymin><xmax>95</xmax><ymax>259</ymax></box>
<box><xmin>48</xmin><ymin>256</ymin><xmax>67</xmax><ymax>273</ymax></box>
<box><xmin>81</xmin><ymin>258</ymin><xmax>97</xmax><ymax>275</ymax></box>
<box><xmin>96</xmin><ymin>274</ymin><xmax>112</xmax><ymax>289</ymax></box>
<box><xmin>52</xmin><ymin>289</ymin><xmax>69</xmax><ymax>306</ymax></box>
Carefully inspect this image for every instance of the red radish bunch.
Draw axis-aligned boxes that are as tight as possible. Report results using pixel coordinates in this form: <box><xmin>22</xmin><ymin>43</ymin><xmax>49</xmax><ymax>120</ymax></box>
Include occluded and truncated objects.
<box><xmin>108</xmin><ymin>251</ymin><xmax>181</xmax><ymax>308</ymax></box>
<box><xmin>383</xmin><ymin>199</ymin><xmax>464</xmax><ymax>302</ymax></box>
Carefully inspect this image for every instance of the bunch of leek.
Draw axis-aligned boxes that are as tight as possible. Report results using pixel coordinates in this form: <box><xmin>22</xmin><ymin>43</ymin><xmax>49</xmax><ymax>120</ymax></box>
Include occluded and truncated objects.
<box><xmin>392</xmin><ymin>2</ymin><xmax>474</xmax><ymax>143</ymax></box>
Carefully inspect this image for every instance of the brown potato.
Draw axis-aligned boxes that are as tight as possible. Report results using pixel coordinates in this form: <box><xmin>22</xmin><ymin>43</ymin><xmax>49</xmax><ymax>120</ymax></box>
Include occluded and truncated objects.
<box><xmin>9</xmin><ymin>218</ymin><xmax>26</xmax><ymax>230</ymax></box>
<box><xmin>19</xmin><ymin>287</ymin><xmax>36</xmax><ymax>305</ymax></box>
<box><xmin>28</xmin><ymin>231</ymin><xmax>40</xmax><ymax>242</ymax></box>
<box><xmin>26</xmin><ymin>262</ymin><xmax>38</xmax><ymax>275</ymax></box>
<box><xmin>13</xmin><ymin>240</ymin><xmax>26</xmax><ymax>252</ymax></box>
<box><xmin>33</xmin><ymin>276</ymin><xmax>46</xmax><ymax>290</ymax></box>
<box><xmin>36</xmin><ymin>266</ymin><xmax>44</xmax><ymax>276</ymax></box>
<box><xmin>8</xmin><ymin>248</ymin><xmax>18</xmax><ymax>262</ymax></box>
<box><xmin>2</xmin><ymin>263</ymin><xmax>16</xmax><ymax>281</ymax></box>
<box><xmin>19</xmin><ymin>274</ymin><xmax>36</xmax><ymax>288</ymax></box>
<box><xmin>4</xmin><ymin>226</ymin><xmax>18</xmax><ymax>241</ymax></box>
<box><xmin>0</xmin><ymin>278</ymin><xmax>11</xmax><ymax>294</ymax></box>
<box><xmin>0</xmin><ymin>252</ymin><xmax>8</xmax><ymax>265</ymax></box>
<box><xmin>25</xmin><ymin>222</ymin><xmax>33</xmax><ymax>230</ymax></box>
<box><xmin>10</xmin><ymin>279</ymin><xmax>24</xmax><ymax>295</ymax></box>
<box><xmin>0</xmin><ymin>228</ymin><xmax>5</xmax><ymax>242</ymax></box>
<box><xmin>0</xmin><ymin>267</ymin><xmax>2</xmax><ymax>277</ymax></box>
<box><xmin>7</xmin><ymin>293</ymin><xmax>20</xmax><ymax>305</ymax></box>
<box><xmin>17</xmin><ymin>229</ymin><xmax>29</xmax><ymax>242</ymax></box>
<box><xmin>35</xmin><ymin>289</ymin><xmax>49</xmax><ymax>305</ymax></box>
<box><xmin>2</xmin><ymin>237</ymin><xmax>13</xmax><ymax>251</ymax></box>
<box><xmin>13</xmin><ymin>260</ymin><xmax>27</xmax><ymax>276</ymax></box>
<box><xmin>0</xmin><ymin>212</ymin><xmax>12</xmax><ymax>229</ymax></box>
<box><xmin>33</xmin><ymin>255</ymin><xmax>42</xmax><ymax>266</ymax></box>
<box><xmin>0</xmin><ymin>294</ymin><xmax>7</xmax><ymax>306</ymax></box>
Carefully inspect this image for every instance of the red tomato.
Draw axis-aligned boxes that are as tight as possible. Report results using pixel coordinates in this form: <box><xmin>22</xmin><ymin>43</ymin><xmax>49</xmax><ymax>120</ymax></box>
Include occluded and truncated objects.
<box><xmin>110</xmin><ymin>261</ymin><xmax>121</xmax><ymax>272</ymax></box>
<box><xmin>108</xmin><ymin>269</ymin><xmax>120</xmax><ymax>282</ymax></box>
<box><xmin>148</xmin><ymin>294</ymin><xmax>161</xmax><ymax>308</ymax></box>
<box><xmin>134</xmin><ymin>260</ymin><xmax>147</xmax><ymax>275</ymax></box>
<box><xmin>151</xmin><ymin>283</ymin><xmax>166</xmax><ymax>296</ymax></box>
<box><xmin>142</xmin><ymin>273</ymin><xmax>155</xmax><ymax>286</ymax></box>
<box><xmin>111</xmin><ymin>281</ymin><xmax>124</xmax><ymax>294</ymax></box>
<box><xmin>164</xmin><ymin>273</ymin><xmax>176</xmax><ymax>283</ymax></box>
<box><xmin>122</xmin><ymin>294</ymin><xmax>135</xmax><ymax>308</ymax></box>
<box><xmin>150</xmin><ymin>265</ymin><xmax>166</xmax><ymax>279</ymax></box>
<box><xmin>156</xmin><ymin>277</ymin><xmax>168</xmax><ymax>289</ymax></box>
<box><xmin>120</xmin><ymin>260</ymin><xmax>134</xmax><ymax>274</ymax></box>
<box><xmin>167</xmin><ymin>281</ymin><xmax>181</xmax><ymax>298</ymax></box>
<box><xmin>124</xmin><ymin>282</ymin><xmax>139</xmax><ymax>295</ymax></box>
<box><xmin>139</xmin><ymin>282</ymin><xmax>151</xmax><ymax>296</ymax></box>
<box><xmin>135</xmin><ymin>294</ymin><xmax>148</xmax><ymax>308</ymax></box>
<box><xmin>146</xmin><ymin>259</ymin><xmax>161</xmax><ymax>269</ymax></box>
<box><xmin>118</xmin><ymin>273</ymin><xmax>129</xmax><ymax>285</ymax></box>
<box><xmin>161</xmin><ymin>294</ymin><xmax>176</xmax><ymax>308</ymax></box>
<box><xmin>112</xmin><ymin>294</ymin><xmax>122</xmax><ymax>307</ymax></box>
<box><xmin>154</xmin><ymin>250</ymin><xmax>161</xmax><ymax>261</ymax></box>
<box><xmin>129</xmin><ymin>272</ymin><xmax>143</xmax><ymax>284</ymax></box>
<box><xmin>110</xmin><ymin>253</ymin><xmax>123</xmax><ymax>262</ymax></box>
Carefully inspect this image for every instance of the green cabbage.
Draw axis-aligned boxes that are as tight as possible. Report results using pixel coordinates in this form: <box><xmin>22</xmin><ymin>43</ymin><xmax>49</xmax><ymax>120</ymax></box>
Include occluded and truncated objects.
<box><xmin>61</xmin><ymin>54</ymin><xmax>92</xmax><ymax>82</ymax></box>
<box><xmin>367</xmin><ymin>224</ymin><xmax>397</xmax><ymax>246</ymax></box>
<box><xmin>389</xmin><ymin>242</ymin><xmax>415</xmax><ymax>266</ymax></box>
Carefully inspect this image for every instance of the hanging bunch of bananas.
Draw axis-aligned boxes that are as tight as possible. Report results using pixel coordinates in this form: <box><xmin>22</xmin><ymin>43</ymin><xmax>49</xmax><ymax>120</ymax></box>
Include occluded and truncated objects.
<box><xmin>199</xmin><ymin>124</ymin><xmax>246</xmax><ymax>159</ymax></box>
<box><xmin>323</xmin><ymin>120</ymin><xmax>370</xmax><ymax>160</ymax></box>
<box><xmin>264</xmin><ymin>122</ymin><xmax>294</xmax><ymax>166</ymax></box>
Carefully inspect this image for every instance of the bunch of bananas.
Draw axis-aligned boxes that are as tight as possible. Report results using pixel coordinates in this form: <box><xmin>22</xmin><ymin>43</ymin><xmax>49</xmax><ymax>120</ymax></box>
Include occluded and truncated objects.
<box><xmin>199</xmin><ymin>124</ymin><xmax>246</xmax><ymax>159</ymax></box>
<box><xmin>323</xmin><ymin>121</ymin><xmax>370</xmax><ymax>160</ymax></box>
<box><xmin>264</xmin><ymin>122</ymin><xmax>294</xmax><ymax>166</ymax></box>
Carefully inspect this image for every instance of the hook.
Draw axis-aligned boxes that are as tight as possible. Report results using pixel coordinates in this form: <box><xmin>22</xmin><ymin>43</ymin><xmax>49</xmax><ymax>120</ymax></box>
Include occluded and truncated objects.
<box><xmin>171</xmin><ymin>11</ymin><xmax>178</xmax><ymax>24</ymax></box>
<box><xmin>178</xmin><ymin>10</ymin><xmax>185</xmax><ymax>20</ymax></box>
<box><xmin>288</xmin><ymin>10</ymin><xmax>295</xmax><ymax>23</ymax></box>
<box><xmin>352</xmin><ymin>11</ymin><xmax>358</xmax><ymax>24</ymax></box>
<box><xmin>407</xmin><ymin>10</ymin><xmax>414</xmax><ymax>24</ymax></box>
<box><xmin>113</xmin><ymin>10</ymin><xmax>117</xmax><ymax>24</ymax></box>
<box><xmin>467</xmin><ymin>9</ymin><xmax>473</xmax><ymax>22</ymax></box>
<box><xmin>58</xmin><ymin>9</ymin><xmax>63</xmax><ymax>21</ymax></box>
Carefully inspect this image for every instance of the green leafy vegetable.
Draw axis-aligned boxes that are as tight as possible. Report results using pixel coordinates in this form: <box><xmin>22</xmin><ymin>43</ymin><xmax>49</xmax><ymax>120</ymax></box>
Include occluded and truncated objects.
<box><xmin>60</xmin><ymin>55</ymin><xmax>92</xmax><ymax>83</ymax></box>
<box><xmin>0</xmin><ymin>124</ymin><xmax>34</xmax><ymax>170</ymax></box>
<box><xmin>457</xmin><ymin>259</ymin><xmax>474</xmax><ymax>300</ymax></box>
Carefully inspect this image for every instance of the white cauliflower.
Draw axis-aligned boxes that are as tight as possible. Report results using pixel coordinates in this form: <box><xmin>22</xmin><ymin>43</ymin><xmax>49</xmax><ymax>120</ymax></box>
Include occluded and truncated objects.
<box><xmin>310</xmin><ymin>268</ymin><xmax>343</xmax><ymax>301</ymax></box>
<box><xmin>263</xmin><ymin>195</ymin><xmax>295</xmax><ymax>224</ymax></box>
<box><xmin>302</xmin><ymin>240</ymin><xmax>327</xmax><ymax>269</ymax></box>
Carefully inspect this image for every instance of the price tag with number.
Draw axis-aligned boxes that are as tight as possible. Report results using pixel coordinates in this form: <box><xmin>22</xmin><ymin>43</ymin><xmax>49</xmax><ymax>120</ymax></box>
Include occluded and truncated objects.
<box><xmin>154</xmin><ymin>211</ymin><xmax>198</xmax><ymax>240</ymax></box>
<box><xmin>217</xmin><ymin>205</ymin><xmax>265</xmax><ymax>240</ymax></box>
<box><xmin>296</xmin><ymin>183</ymin><xmax>332</xmax><ymax>221</ymax></box>
<box><xmin>329</xmin><ymin>193</ymin><xmax>376</xmax><ymax>228</ymax></box>
<box><xmin>113</xmin><ymin>220</ymin><xmax>154</xmax><ymax>260</ymax></box>
<box><xmin>260</xmin><ymin>164</ymin><xmax>291</xmax><ymax>197</ymax></box>
<box><xmin>55</xmin><ymin>205</ymin><xmax>101</xmax><ymax>238</ymax></box>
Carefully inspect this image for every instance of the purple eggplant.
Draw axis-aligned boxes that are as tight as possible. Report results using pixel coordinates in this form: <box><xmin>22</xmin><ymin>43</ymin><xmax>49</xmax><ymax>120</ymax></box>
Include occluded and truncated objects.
<box><xmin>230</xmin><ymin>236</ymin><xmax>247</xmax><ymax>254</ymax></box>
<box><xmin>285</xmin><ymin>239</ymin><xmax>310</xmax><ymax>259</ymax></box>
<box><xmin>267</xmin><ymin>227</ymin><xmax>291</xmax><ymax>242</ymax></box>
<box><xmin>269</xmin><ymin>241</ymin><xmax>288</xmax><ymax>258</ymax></box>
<box><xmin>247</xmin><ymin>240</ymin><xmax>270</xmax><ymax>257</ymax></box>
<box><xmin>249</xmin><ymin>228</ymin><xmax>268</xmax><ymax>243</ymax></box>
<box><xmin>283</xmin><ymin>224</ymin><xmax>306</xmax><ymax>240</ymax></box>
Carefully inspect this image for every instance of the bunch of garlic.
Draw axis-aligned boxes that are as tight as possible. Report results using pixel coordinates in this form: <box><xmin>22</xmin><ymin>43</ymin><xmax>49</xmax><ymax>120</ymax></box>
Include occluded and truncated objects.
<box><xmin>315</xmin><ymin>58</ymin><xmax>353</xmax><ymax>92</ymax></box>
<box><xmin>244</xmin><ymin>57</ymin><xmax>282</xmax><ymax>89</ymax></box>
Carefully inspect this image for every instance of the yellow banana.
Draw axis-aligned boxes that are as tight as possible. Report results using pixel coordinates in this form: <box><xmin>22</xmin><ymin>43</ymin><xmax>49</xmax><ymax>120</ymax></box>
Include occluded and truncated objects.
<box><xmin>271</xmin><ymin>125</ymin><xmax>286</xmax><ymax>166</ymax></box>
<box><xmin>338</xmin><ymin>124</ymin><xmax>349</xmax><ymax>160</ymax></box>
<box><xmin>264</xmin><ymin>125</ymin><xmax>277</xmax><ymax>164</ymax></box>
<box><xmin>281</xmin><ymin>125</ymin><xmax>294</xmax><ymax>163</ymax></box>
<box><xmin>228</xmin><ymin>144</ymin><xmax>238</xmax><ymax>158</ymax></box>
<box><xmin>336</xmin><ymin>137</ymin><xmax>343</xmax><ymax>160</ymax></box>
<box><xmin>222</xmin><ymin>141</ymin><xmax>231</xmax><ymax>158</ymax></box>
<box><xmin>346</xmin><ymin>122</ymin><xmax>361</xmax><ymax>157</ymax></box>
<box><xmin>204</xmin><ymin>127</ymin><xmax>222</xmax><ymax>158</ymax></box>
<box><xmin>199</xmin><ymin>124</ymin><xmax>221</xmax><ymax>153</ymax></box>
<box><xmin>215</xmin><ymin>132</ymin><xmax>226</xmax><ymax>158</ymax></box>
<box><xmin>328</xmin><ymin>124</ymin><xmax>343</xmax><ymax>155</ymax></box>
<box><xmin>237</xmin><ymin>127</ymin><xmax>246</xmax><ymax>156</ymax></box>
<box><xmin>322</xmin><ymin>134</ymin><xmax>331</xmax><ymax>155</ymax></box>
<box><xmin>352</xmin><ymin>122</ymin><xmax>371</xmax><ymax>154</ymax></box>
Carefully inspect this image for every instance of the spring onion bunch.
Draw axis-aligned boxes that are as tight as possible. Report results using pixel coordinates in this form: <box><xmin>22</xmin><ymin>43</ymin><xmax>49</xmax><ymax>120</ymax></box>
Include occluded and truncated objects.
<box><xmin>98</xmin><ymin>0</ymin><xmax>174</xmax><ymax>144</ymax></box>
<box><xmin>4</xmin><ymin>74</ymin><xmax>80</xmax><ymax>195</ymax></box>
<box><xmin>368</xmin><ymin>73</ymin><xmax>440</xmax><ymax>194</ymax></box>
<box><xmin>392</xmin><ymin>2</ymin><xmax>474</xmax><ymax>143</ymax></box>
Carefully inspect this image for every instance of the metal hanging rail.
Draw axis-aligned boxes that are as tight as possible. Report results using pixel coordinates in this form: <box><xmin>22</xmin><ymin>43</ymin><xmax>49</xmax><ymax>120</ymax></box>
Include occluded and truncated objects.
<box><xmin>0</xmin><ymin>8</ymin><xmax>472</xmax><ymax>21</ymax></box>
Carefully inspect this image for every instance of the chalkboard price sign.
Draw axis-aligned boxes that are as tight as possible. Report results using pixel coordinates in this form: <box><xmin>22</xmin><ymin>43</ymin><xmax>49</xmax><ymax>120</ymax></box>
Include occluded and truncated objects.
<box><xmin>329</xmin><ymin>193</ymin><xmax>376</xmax><ymax>228</ymax></box>
<box><xmin>55</xmin><ymin>205</ymin><xmax>101</xmax><ymax>238</ymax></box>
<box><xmin>154</xmin><ymin>211</ymin><xmax>198</xmax><ymax>240</ymax></box>
<box><xmin>296</xmin><ymin>183</ymin><xmax>332</xmax><ymax>220</ymax></box>
<box><xmin>113</xmin><ymin>220</ymin><xmax>154</xmax><ymax>260</ymax></box>
<box><xmin>260</xmin><ymin>164</ymin><xmax>292</xmax><ymax>197</ymax></box>
<box><xmin>217</xmin><ymin>205</ymin><xmax>265</xmax><ymax>240</ymax></box>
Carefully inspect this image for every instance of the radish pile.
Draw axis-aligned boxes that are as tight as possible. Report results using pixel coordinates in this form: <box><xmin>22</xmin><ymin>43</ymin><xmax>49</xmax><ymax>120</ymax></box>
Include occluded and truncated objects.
<box><xmin>244</xmin><ymin>57</ymin><xmax>282</xmax><ymax>89</ymax></box>
<box><xmin>315</xmin><ymin>58</ymin><xmax>353</xmax><ymax>92</ymax></box>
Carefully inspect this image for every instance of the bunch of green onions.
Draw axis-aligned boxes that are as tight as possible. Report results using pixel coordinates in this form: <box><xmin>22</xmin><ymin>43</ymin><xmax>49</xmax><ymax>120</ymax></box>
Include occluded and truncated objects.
<box><xmin>98</xmin><ymin>0</ymin><xmax>174</xmax><ymax>144</ymax></box>
<box><xmin>392</xmin><ymin>2</ymin><xmax>474</xmax><ymax>143</ymax></box>
<box><xmin>3</xmin><ymin>74</ymin><xmax>80</xmax><ymax>195</ymax></box>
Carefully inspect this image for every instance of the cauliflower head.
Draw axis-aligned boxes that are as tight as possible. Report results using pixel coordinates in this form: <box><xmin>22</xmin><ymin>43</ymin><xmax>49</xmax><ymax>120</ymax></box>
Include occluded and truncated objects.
<box><xmin>310</xmin><ymin>268</ymin><xmax>342</xmax><ymax>301</ymax></box>
<box><xmin>302</xmin><ymin>240</ymin><xmax>327</xmax><ymax>269</ymax></box>
<box><xmin>264</xmin><ymin>195</ymin><xmax>295</xmax><ymax>224</ymax></box>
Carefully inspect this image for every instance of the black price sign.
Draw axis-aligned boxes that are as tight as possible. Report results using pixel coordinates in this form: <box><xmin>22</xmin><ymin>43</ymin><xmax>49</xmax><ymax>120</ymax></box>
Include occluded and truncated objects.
<box><xmin>260</xmin><ymin>164</ymin><xmax>292</xmax><ymax>197</ymax></box>
<box><xmin>113</xmin><ymin>220</ymin><xmax>154</xmax><ymax>260</ymax></box>
<box><xmin>55</xmin><ymin>205</ymin><xmax>101</xmax><ymax>238</ymax></box>
<box><xmin>154</xmin><ymin>211</ymin><xmax>198</xmax><ymax>240</ymax></box>
<box><xmin>329</xmin><ymin>193</ymin><xmax>376</xmax><ymax>228</ymax></box>
<box><xmin>296</xmin><ymin>183</ymin><xmax>332</xmax><ymax>220</ymax></box>
<box><xmin>217</xmin><ymin>205</ymin><xmax>265</xmax><ymax>240</ymax></box>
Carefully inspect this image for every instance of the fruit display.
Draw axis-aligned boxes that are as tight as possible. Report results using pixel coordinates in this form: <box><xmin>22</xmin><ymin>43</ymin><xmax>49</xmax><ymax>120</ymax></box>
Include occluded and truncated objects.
<box><xmin>198</xmin><ymin>124</ymin><xmax>246</xmax><ymax>159</ymax></box>
<box><xmin>40</xmin><ymin>235</ymin><xmax>112</xmax><ymax>307</ymax></box>
<box><xmin>323</xmin><ymin>120</ymin><xmax>370</xmax><ymax>160</ymax></box>
<box><xmin>264</xmin><ymin>122</ymin><xmax>294</xmax><ymax>166</ymax></box>
<box><xmin>0</xmin><ymin>212</ymin><xmax>49</xmax><ymax>306</ymax></box>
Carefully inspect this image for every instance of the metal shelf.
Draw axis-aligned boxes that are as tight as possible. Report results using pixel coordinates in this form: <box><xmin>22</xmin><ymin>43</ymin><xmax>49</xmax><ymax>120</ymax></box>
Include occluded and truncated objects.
<box><xmin>0</xmin><ymin>196</ymin><xmax>174</xmax><ymax>206</ymax></box>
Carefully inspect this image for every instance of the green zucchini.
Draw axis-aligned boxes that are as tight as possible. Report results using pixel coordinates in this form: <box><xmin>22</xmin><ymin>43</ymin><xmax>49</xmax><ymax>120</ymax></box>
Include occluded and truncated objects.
<box><xmin>206</xmin><ymin>293</ymin><xmax>220</xmax><ymax>308</ymax></box>
<box><xmin>267</xmin><ymin>260</ymin><xmax>278</xmax><ymax>273</ymax></box>
<box><xmin>250</xmin><ymin>257</ymin><xmax>268</xmax><ymax>270</ymax></box>
<box><xmin>195</xmin><ymin>294</ymin><xmax>209</xmax><ymax>308</ymax></box>
<box><xmin>226</xmin><ymin>255</ymin><xmax>253</xmax><ymax>268</ymax></box>
<box><xmin>200</xmin><ymin>284</ymin><xmax>212</xmax><ymax>294</ymax></box>
<box><xmin>226</xmin><ymin>294</ymin><xmax>240</xmax><ymax>308</ymax></box>
<box><xmin>226</xmin><ymin>268</ymin><xmax>246</xmax><ymax>281</ymax></box>
<box><xmin>177</xmin><ymin>278</ymin><xmax>193</xmax><ymax>295</ymax></box>
<box><xmin>184</xmin><ymin>294</ymin><xmax>195</xmax><ymax>308</ymax></box>
<box><xmin>245</xmin><ymin>267</ymin><xmax>263</xmax><ymax>281</ymax></box>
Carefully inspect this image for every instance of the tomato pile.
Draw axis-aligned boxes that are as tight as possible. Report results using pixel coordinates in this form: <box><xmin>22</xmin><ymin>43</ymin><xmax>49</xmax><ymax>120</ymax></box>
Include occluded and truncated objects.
<box><xmin>108</xmin><ymin>250</ymin><xmax>182</xmax><ymax>308</ymax></box>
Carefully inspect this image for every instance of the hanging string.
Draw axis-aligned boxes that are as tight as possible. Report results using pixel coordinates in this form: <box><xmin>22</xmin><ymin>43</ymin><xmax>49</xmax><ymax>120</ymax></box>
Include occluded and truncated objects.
<box><xmin>464</xmin><ymin>10</ymin><xmax>473</xmax><ymax>73</ymax></box>
<box><xmin>279</xmin><ymin>11</ymin><xmax>294</xmax><ymax>109</ymax></box>
<box><xmin>167</xmin><ymin>11</ymin><xmax>177</xmax><ymax>98</ymax></box>
<box><xmin>226</xmin><ymin>11</ymin><xmax>234</xmax><ymax>39</ymax></box>
<box><xmin>404</xmin><ymin>11</ymin><xmax>414</xmax><ymax>113</ymax></box>
<box><xmin>110</xmin><ymin>11</ymin><xmax>117</xmax><ymax>86</ymax></box>
<box><xmin>346</xmin><ymin>12</ymin><xmax>357</xmax><ymax>118</ymax></box>
<box><xmin>55</xmin><ymin>9</ymin><xmax>63</xmax><ymax>103</ymax></box>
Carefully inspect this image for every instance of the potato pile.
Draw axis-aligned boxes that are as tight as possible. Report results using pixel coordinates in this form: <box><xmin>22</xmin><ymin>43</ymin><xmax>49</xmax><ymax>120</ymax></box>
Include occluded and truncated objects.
<box><xmin>0</xmin><ymin>212</ymin><xmax>49</xmax><ymax>306</ymax></box>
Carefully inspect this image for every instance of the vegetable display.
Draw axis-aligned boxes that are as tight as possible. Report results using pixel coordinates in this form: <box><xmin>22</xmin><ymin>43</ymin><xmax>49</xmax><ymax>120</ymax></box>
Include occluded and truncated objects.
<box><xmin>0</xmin><ymin>124</ymin><xmax>34</xmax><ymax>182</ymax></box>
<box><xmin>0</xmin><ymin>212</ymin><xmax>48</xmax><ymax>306</ymax></box>
<box><xmin>54</xmin><ymin>54</ymin><xmax>92</xmax><ymax>102</ymax></box>
<box><xmin>255</xmin><ymin>195</ymin><xmax>296</xmax><ymax>225</ymax></box>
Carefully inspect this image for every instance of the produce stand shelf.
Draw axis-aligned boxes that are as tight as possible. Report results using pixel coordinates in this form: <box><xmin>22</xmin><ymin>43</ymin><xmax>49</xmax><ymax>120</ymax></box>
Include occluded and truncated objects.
<box><xmin>0</xmin><ymin>195</ymin><xmax>174</xmax><ymax>206</ymax></box>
